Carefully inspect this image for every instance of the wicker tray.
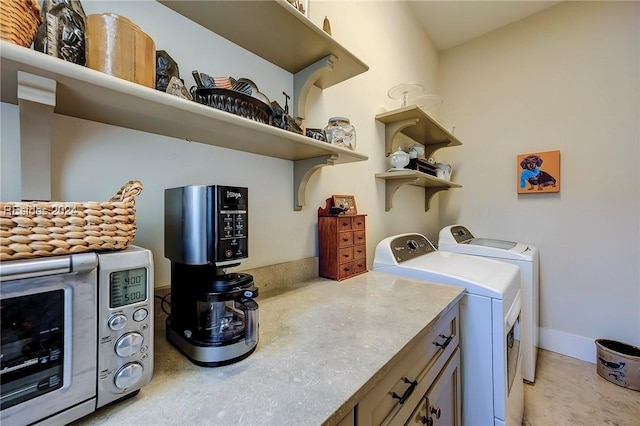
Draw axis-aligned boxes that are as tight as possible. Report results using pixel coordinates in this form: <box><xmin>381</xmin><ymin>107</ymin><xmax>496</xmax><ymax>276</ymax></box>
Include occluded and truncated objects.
<box><xmin>0</xmin><ymin>0</ymin><xmax>43</xmax><ymax>47</ymax></box>
<box><xmin>0</xmin><ymin>180</ymin><xmax>143</xmax><ymax>261</ymax></box>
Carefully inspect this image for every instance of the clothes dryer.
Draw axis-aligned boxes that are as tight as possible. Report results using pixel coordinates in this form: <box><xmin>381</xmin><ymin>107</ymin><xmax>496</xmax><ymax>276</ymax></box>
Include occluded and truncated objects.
<box><xmin>438</xmin><ymin>224</ymin><xmax>539</xmax><ymax>383</ymax></box>
<box><xmin>373</xmin><ymin>233</ymin><xmax>524</xmax><ymax>426</ymax></box>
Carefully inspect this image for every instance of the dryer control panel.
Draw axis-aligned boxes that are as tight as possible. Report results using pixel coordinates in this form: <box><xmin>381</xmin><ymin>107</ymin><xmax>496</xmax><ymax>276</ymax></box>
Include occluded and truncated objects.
<box><xmin>390</xmin><ymin>234</ymin><xmax>437</xmax><ymax>263</ymax></box>
<box><xmin>448</xmin><ymin>225</ymin><xmax>475</xmax><ymax>244</ymax></box>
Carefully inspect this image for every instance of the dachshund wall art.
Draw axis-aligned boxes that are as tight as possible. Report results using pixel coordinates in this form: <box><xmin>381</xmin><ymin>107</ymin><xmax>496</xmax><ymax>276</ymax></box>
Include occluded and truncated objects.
<box><xmin>517</xmin><ymin>150</ymin><xmax>561</xmax><ymax>194</ymax></box>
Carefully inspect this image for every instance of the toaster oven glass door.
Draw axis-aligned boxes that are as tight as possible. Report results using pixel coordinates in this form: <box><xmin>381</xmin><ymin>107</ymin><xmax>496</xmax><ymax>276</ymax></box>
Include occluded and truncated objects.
<box><xmin>0</xmin><ymin>253</ymin><xmax>99</xmax><ymax>426</ymax></box>
<box><xmin>1</xmin><ymin>290</ymin><xmax>66</xmax><ymax>409</ymax></box>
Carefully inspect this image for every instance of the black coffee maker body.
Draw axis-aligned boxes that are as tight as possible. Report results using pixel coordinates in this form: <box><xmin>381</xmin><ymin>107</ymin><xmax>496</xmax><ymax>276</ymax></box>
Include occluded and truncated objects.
<box><xmin>164</xmin><ymin>185</ymin><xmax>258</xmax><ymax>366</ymax></box>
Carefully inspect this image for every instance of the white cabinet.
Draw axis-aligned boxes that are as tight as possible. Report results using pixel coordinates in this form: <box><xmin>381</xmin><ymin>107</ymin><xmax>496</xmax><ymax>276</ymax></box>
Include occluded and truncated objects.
<box><xmin>356</xmin><ymin>303</ymin><xmax>460</xmax><ymax>425</ymax></box>
<box><xmin>375</xmin><ymin>106</ymin><xmax>462</xmax><ymax>211</ymax></box>
<box><xmin>0</xmin><ymin>0</ymin><xmax>369</xmax><ymax>209</ymax></box>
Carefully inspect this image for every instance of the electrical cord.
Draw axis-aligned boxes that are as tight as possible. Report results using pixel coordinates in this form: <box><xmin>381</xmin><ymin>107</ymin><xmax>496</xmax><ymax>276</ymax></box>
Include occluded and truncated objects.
<box><xmin>154</xmin><ymin>293</ymin><xmax>171</xmax><ymax>316</ymax></box>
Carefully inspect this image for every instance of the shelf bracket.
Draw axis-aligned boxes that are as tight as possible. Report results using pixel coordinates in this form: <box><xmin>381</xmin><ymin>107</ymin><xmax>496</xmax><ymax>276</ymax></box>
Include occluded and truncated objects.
<box><xmin>424</xmin><ymin>141</ymin><xmax>454</xmax><ymax>160</ymax></box>
<box><xmin>385</xmin><ymin>118</ymin><xmax>419</xmax><ymax>156</ymax></box>
<box><xmin>293</xmin><ymin>54</ymin><xmax>337</xmax><ymax>120</ymax></box>
<box><xmin>293</xmin><ymin>154</ymin><xmax>338</xmax><ymax>211</ymax></box>
<box><xmin>424</xmin><ymin>187</ymin><xmax>449</xmax><ymax>212</ymax></box>
<box><xmin>17</xmin><ymin>71</ymin><xmax>57</xmax><ymax>201</ymax></box>
<box><xmin>381</xmin><ymin>178</ymin><xmax>451</xmax><ymax>212</ymax></box>
<box><xmin>382</xmin><ymin>177</ymin><xmax>417</xmax><ymax>212</ymax></box>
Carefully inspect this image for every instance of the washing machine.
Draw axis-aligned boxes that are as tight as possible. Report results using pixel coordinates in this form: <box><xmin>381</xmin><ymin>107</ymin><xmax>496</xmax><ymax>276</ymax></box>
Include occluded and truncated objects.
<box><xmin>438</xmin><ymin>224</ymin><xmax>539</xmax><ymax>383</ymax></box>
<box><xmin>373</xmin><ymin>233</ymin><xmax>524</xmax><ymax>426</ymax></box>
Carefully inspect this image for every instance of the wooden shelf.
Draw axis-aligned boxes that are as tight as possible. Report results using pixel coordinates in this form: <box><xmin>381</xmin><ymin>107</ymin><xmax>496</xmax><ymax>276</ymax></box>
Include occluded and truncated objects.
<box><xmin>0</xmin><ymin>41</ymin><xmax>368</xmax><ymax>209</ymax></box>
<box><xmin>375</xmin><ymin>105</ymin><xmax>462</xmax><ymax>157</ymax></box>
<box><xmin>375</xmin><ymin>105</ymin><xmax>462</xmax><ymax>211</ymax></box>
<box><xmin>158</xmin><ymin>0</ymin><xmax>369</xmax><ymax>118</ymax></box>
<box><xmin>375</xmin><ymin>170</ymin><xmax>462</xmax><ymax>212</ymax></box>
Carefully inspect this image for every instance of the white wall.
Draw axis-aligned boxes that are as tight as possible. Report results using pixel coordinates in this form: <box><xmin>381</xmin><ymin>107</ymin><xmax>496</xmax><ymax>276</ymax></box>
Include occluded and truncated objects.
<box><xmin>1</xmin><ymin>1</ymin><xmax>442</xmax><ymax>288</ymax></box>
<box><xmin>436</xmin><ymin>1</ymin><xmax>640</xmax><ymax>361</ymax></box>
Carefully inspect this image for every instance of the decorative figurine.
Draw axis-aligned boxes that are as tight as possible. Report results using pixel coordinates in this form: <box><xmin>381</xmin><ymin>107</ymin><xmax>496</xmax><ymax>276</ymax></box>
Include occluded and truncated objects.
<box><xmin>156</xmin><ymin>50</ymin><xmax>180</xmax><ymax>92</ymax></box>
<box><xmin>323</xmin><ymin>16</ymin><xmax>332</xmax><ymax>35</ymax></box>
<box><xmin>191</xmin><ymin>71</ymin><xmax>216</xmax><ymax>89</ymax></box>
<box><xmin>306</xmin><ymin>128</ymin><xmax>326</xmax><ymax>142</ymax></box>
<box><xmin>270</xmin><ymin>92</ymin><xmax>303</xmax><ymax>134</ymax></box>
<box><xmin>34</xmin><ymin>0</ymin><xmax>87</xmax><ymax>66</ymax></box>
<box><xmin>166</xmin><ymin>76</ymin><xmax>192</xmax><ymax>101</ymax></box>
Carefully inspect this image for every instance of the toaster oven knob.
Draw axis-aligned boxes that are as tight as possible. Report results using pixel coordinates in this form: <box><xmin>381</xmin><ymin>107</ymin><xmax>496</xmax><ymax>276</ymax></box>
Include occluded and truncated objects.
<box><xmin>114</xmin><ymin>362</ymin><xmax>143</xmax><ymax>389</ymax></box>
<box><xmin>115</xmin><ymin>332</ymin><xmax>144</xmax><ymax>357</ymax></box>
<box><xmin>108</xmin><ymin>314</ymin><xmax>128</xmax><ymax>330</ymax></box>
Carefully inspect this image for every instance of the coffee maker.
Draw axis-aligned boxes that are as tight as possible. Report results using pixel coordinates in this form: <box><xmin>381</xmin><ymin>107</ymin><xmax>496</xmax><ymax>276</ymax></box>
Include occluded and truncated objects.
<box><xmin>164</xmin><ymin>185</ymin><xmax>259</xmax><ymax>366</ymax></box>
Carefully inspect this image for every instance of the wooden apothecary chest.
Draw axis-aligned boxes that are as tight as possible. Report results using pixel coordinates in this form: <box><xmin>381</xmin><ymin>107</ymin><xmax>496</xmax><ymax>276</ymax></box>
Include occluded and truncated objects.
<box><xmin>318</xmin><ymin>214</ymin><xmax>367</xmax><ymax>281</ymax></box>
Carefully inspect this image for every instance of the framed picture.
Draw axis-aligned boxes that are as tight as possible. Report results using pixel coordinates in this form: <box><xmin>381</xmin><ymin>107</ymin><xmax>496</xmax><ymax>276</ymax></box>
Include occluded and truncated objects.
<box><xmin>517</xmin><ymin>150</ymin><xmax>561</xmax><ymax>194</ymax></box>
<box><xmin>332</xmin><ymin>195</ymin><xmax>357</xmax><ymax>215</ymax></box>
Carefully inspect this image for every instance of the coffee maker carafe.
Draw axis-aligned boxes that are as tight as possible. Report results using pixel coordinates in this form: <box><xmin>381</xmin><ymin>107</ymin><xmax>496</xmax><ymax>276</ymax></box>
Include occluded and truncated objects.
<box><xmin>164</xmin><ymin>185</ymin><xmax>258</xmax><ymax>366</ymax></box>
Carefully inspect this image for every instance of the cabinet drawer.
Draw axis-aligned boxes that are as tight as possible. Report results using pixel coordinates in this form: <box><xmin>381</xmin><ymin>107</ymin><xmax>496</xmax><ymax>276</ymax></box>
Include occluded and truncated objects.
<box><xmin>338</xmin><ymin>231</ymin><xmax>354</xmax><ymax>247</ymax></box>
<box><xmin>353</xmin><ymin>230</ymin><xmax>366</xmax><ymax>245</ymax></box>
<box><xmin>339</xmin><ymin>247</ymin><xmax>354</xmax><ymax>263</ymax></box>
<box><xmin>338</xmin><ymin>259</ymin><xmax>367</xmax><ymax>280</ymax></box>
<box><xmin>338</xmin><ymin>217</ymin><xmax>353</xmax><ymax>230</ymax></box>
<box><xmin>352</xmin><ymin>216</ymin><xmax>366</xmax><ymax>230</ymax></box>
<box><xmin>338</xmin><ymin>261</ymin><xmax>356</xmax><ymax>280</ymax></box>
<box><xmin>356</xmin><ymin>304</ymin><xmax>459</xmax><ymax>426</ymax></box>
<box><xmin>353</xmin><ymin>245</ymin><xmax>366</xmax><ymax>260</ymax></box>
<box><xmin>353</xmin><ymin>258</ymin><xmax>366</xmax><ymax>274</ymax></box>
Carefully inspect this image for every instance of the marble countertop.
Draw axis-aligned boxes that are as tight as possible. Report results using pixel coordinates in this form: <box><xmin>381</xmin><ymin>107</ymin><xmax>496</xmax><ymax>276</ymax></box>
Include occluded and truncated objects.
<box><xmin>75</xmin><ymin>271</ymin><xmax>464</xmax><ymax>426</ymax></box>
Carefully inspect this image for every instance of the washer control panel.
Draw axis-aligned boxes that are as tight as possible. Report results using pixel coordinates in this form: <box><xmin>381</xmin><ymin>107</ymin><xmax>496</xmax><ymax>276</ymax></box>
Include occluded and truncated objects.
<box><xmin>390</xmin><ymin>234</ymin><xmax>437</xmax><ymax>263</ymax></box>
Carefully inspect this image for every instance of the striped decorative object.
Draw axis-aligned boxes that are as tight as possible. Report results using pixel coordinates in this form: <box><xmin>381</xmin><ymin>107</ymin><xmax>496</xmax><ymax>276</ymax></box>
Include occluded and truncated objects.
<box><xmin>0</xmin><ymin>181</ymin><xmax>143</xmax><ymax>260</ymax></box>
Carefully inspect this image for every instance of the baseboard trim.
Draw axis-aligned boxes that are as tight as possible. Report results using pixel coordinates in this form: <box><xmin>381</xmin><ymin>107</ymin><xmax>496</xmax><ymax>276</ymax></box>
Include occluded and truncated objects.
<box><xmin>538</xmin><ymin>327</ymin><xmax>597</xmax><ymax>364</ymax></box>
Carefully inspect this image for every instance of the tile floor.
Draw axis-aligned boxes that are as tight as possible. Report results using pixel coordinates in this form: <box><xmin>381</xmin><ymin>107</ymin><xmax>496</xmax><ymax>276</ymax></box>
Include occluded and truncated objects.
<box><xmin>523</xmin><ymin>349</ymin><xmax>640</xmax><ymax>425</ymax></box>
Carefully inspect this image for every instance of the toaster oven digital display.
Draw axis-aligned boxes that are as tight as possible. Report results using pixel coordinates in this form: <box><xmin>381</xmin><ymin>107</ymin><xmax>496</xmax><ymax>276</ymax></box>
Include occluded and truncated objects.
<box><xmin>109</xmin><ymin>268</ymin><xmax>148</xmax><ymax>308</ymax></box>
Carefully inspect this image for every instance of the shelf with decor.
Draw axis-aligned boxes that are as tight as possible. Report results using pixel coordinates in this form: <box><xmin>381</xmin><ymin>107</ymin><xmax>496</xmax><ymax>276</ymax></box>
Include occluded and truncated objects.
<box><xmin>158</xmin><ymin>0</ymin><xmax>369</xmax><ymax>119</ymax></box>
<box><xmin>375</xmin><ymin>106</ymin><xmax>462</xmax><ymax>211</ymax></box>
<box><xmin>0</xmin><ymin>41</ymin><xmax>368</xmax><ymax>210</ymax></box>
<box><xmin>375</xmin><ymin>105</ymin><xmax>461</xmax><ymax>157</ymax></box>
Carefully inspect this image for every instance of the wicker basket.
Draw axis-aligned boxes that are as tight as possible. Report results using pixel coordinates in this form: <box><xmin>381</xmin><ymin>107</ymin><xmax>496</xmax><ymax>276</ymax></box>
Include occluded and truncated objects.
<box><xmin>0</xmin><ymin>0</ymin><xmax>43</xmax><ymax>47</ymax></box>
<box><xmin>0</xmin><ymin>181</ymin><xmax>143</xmax><ymax>261</ymax></box>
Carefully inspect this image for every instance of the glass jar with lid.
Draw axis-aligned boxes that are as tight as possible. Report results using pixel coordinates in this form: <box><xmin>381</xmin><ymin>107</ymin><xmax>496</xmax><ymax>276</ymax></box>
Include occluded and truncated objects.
<box><xmin>324</xmin><ymin>117</ymin><xmax>356</xmax><ymax>150</ymax></box>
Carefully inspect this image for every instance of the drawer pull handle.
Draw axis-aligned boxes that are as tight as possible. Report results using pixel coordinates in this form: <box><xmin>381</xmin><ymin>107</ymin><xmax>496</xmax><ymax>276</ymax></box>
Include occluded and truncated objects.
<box><xmin>433</xmin><ymin>334</ymin><xmax>452</xmax><ymax>349</ymax></box>
<box><xmin>391</xmin><ymin>378</ymin><xmax>418</xmax><ymax>405</ymax></box>
<box><xmin>421</xmin><ymin>417</ymin><xmax>433</xmax><ymax>426</ymax></box>
<box><xmin>430</xmin><ymin>407</ymin><xmax>442</xmax><ymax>419</ymax></box>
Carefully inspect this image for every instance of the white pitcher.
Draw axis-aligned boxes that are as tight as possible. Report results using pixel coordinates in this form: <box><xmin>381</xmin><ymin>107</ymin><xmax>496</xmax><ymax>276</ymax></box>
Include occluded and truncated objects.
<box><xmin>436</xmin><ymin>163</ymin><xmax>452</xmax><ymax>180</ymax></box>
